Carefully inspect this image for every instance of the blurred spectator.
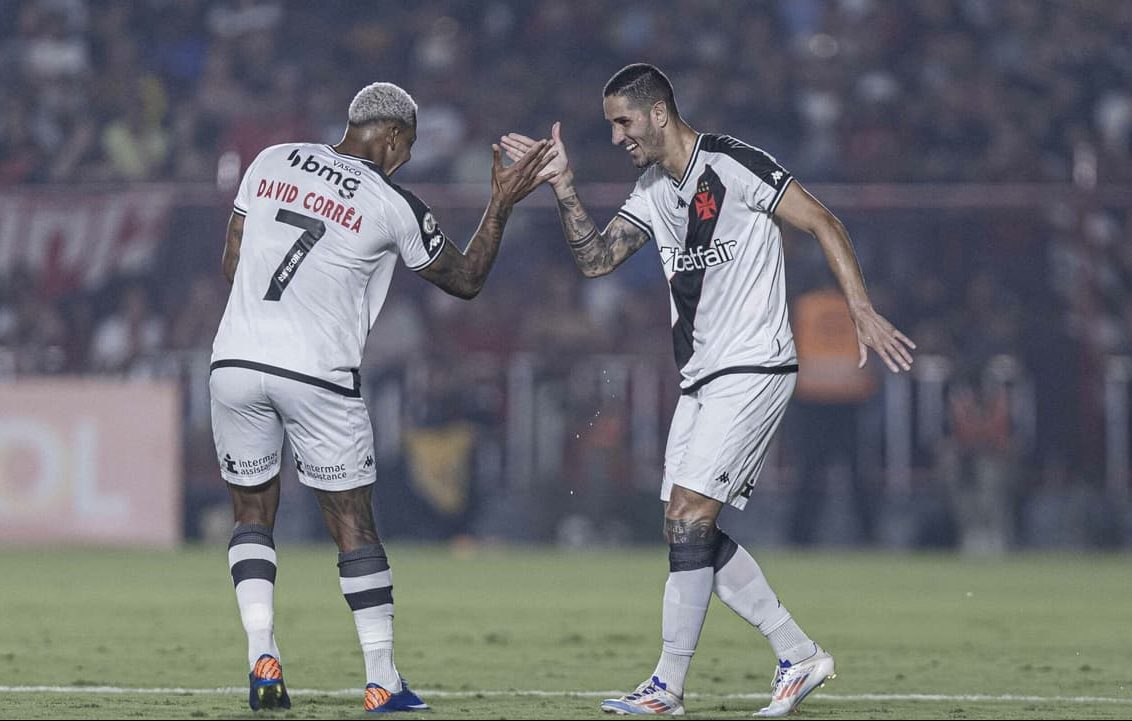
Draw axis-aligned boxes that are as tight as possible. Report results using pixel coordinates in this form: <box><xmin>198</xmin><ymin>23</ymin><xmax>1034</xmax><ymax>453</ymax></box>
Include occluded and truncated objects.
<box><xmin>0</xmin><ymin>99</ymin><xmax>46</xmax><ymax>185</ymax></box>
<box><xmin>89</xmin><ymin>282</ymin><xmax>166</xmax><ymax>373</ymax></box>
<box><xmin>362</xmin><ymin>296</ymin><xmax>427</xmax><ymax>372</ymax></box>
<box><xmin>169</xmin><ymin>275</ymin><xmax>227</xmax><ymax>351</ymax></box>
<box><xmin>786</xmin><ymin>280</ymin><xmax>880</xmax><ymax>546</ymax></box>
<box><xmin>937</xmin><ymin>356</ymin><xmax>1029</xmax><ymax>555</ymax></box>
<box><xmin>101</xmin><ymin>87</ymin><xmax>169</xmax><ymax>180</ymax></box>
<box><xmin>517</xmin><ymin>262</ymin><xmax>609</xmax><ymax>364</ymax></box>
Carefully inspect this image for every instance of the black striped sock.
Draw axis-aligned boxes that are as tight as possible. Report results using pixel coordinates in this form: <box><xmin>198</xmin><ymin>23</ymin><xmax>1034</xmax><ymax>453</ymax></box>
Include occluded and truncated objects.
<box><xmin>228</xmin><ymin>524</ymin><xmax>280</xmax><ymax>669</ymax></box>
<box><xmin>339</xmin><ymin>544</ymin><xmax>400</xmax><ymax>690</ymax></box>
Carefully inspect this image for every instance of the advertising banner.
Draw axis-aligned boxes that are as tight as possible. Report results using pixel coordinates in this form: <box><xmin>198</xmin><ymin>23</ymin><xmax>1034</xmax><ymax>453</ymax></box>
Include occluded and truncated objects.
<box><xmin>0</xmin><ymin>188</ymin><xmax>174</xmax><ymax>296</ymax></box>
<box><xmin>0</xmin><ymin>380</ymin><xmax>181</xmax><ymax>546</ymax></box>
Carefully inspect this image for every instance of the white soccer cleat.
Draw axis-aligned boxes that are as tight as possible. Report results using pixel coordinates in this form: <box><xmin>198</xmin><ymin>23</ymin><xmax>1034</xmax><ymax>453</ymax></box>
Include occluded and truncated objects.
<box><xmin>600</xmin><ymin>675</ymin><xmax>686</xmax><ymax>715</ymax></box>
<box><xmin>753</xmin><ymin>645</ymin><xmax>835</xmax><ymax>717</ymax></box>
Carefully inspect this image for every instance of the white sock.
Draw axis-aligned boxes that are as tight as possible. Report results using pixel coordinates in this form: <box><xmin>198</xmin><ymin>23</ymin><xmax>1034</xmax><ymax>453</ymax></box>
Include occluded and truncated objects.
<box><xmin>712</xmin><ymin>533</ymin><xmax>814</xmax><ymax>663</ymax></box>
<box><xmin>339</xmin><ymin>544</ymin><xmax>401</xmax><ymax>691</ymax></box>
<box><xmin>228</xmin><ymin>524</ymin><xmax>281</xmax><ymax>669</ymax></box>
<box><xmin>765</xmin><ymin>618</ymin><xmax>816</xmax><ymax>664</ymax></box>
<box><xmin>653</xmin><ymin>541</ymin><xmax>716</xmax><ymax>697</ymax></box>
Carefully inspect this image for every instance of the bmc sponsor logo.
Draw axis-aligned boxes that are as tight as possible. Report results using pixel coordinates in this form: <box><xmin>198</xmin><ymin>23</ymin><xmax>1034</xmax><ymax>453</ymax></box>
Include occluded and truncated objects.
<box><xmin>287</xmin><ymin>149</ymin><xmax>362</xmax><ymax>199</ymax></box>
<box><xmin>660</xmin><ymin>239</ymin><xmax>738</xmax><ymax>273</ymax></box>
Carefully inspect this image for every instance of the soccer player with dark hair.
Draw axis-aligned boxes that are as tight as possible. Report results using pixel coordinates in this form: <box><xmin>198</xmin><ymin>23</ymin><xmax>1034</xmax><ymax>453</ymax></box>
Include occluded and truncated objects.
<box><xmin>502</xmin><ymin>63</ymin><xmax>915</xmax><ymax>717</ymax></box>
<box><xmin>211</xmin><ymin>81</ymin><xmax>554</xmax><ymax>713</ymax></box>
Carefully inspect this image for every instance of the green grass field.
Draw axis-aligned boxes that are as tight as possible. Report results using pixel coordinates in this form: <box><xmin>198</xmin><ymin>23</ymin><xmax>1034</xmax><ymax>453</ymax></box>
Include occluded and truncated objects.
<box><xmin>0</xmin><ymin>545</ymin><xmax>1128</xmax><ymax>719</ymax></box>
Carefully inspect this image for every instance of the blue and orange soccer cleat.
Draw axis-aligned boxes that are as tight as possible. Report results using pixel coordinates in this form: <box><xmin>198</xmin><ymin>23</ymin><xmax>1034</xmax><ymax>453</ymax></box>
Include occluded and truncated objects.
<box><xmin>248</xmin><ymin>654</ymin><xmax>291</xmax><ymax>711</ymax></box>
<box><xmin>600</xmin><ymin>675</ymin><xmax>685</xmax><ymax>715</ymax></box>
<box><xmin>364</xmin><ymin>679</ymin><xmax>430</xmax><ymax>713</ymax></box>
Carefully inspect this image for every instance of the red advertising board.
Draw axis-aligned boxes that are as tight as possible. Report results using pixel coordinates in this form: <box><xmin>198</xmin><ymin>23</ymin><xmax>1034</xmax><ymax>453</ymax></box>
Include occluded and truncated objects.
<box><xmin>0</xmin><ymin>188</ymin><xmax>174</xmax><ymax>297</ymax></box>
<box><xmin>0</xmin><ymin>380</ymin><xmax>181</xmax><ymax>546</ymax></box>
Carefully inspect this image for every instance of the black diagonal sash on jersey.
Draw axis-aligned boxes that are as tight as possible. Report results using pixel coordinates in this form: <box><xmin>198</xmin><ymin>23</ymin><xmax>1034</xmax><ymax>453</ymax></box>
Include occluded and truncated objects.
<box><xmin>263</xmin><ymin>209</ymin><xmax>327</xmax><ymax>301</ymax></box>
<box><xmin>670</xmin><ymin>164</ymin><xmax>727</xmax><ymax>370</ymax></box>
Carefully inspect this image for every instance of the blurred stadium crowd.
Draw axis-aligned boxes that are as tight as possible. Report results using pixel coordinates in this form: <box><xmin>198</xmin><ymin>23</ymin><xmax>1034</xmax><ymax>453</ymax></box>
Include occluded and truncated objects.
<box><xmin>3</xmin><ymin>0</ymin><xmax>1132</xmax><ymax>185</ymax></box>
<box><xmin>2</xmin><ymin>0</ymin><xmax>1131</xmax><ymax>547</ymax></box>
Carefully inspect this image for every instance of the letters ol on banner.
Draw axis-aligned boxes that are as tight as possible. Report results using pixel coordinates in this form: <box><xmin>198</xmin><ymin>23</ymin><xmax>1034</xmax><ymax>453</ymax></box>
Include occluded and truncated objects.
<box><xmin>0</xmin><ymin>380</ymin><xmax>182</xmax><ymax>547</ymax></box>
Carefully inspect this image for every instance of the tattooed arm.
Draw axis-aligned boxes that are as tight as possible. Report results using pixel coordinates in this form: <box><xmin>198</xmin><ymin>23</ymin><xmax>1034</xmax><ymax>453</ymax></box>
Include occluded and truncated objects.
<box><xmin>501</xmin><ymin>123</ymin><xmax>649</xmax><ymax>278</ymax></box>
<box><xmin>417</xmin><ymin>198</ymin><xmax>513</xmax><ymax>300</ymax></box>
<box><xmin>554</xmin><ymin>182</ymin><xmax>650</xmax><ymax>277</ymax></box>
<box><xmin>222</xmin><ymin>212</ymin><xmax>244</xmax><ymax>284</ymax></box>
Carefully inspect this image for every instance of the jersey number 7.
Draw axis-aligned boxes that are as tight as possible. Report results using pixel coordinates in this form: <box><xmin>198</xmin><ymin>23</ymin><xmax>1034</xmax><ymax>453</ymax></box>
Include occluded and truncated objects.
<box><xmin>264</xmin><ymin>209</ymin><xmax>327</xmax><ymax>301</ymax></box>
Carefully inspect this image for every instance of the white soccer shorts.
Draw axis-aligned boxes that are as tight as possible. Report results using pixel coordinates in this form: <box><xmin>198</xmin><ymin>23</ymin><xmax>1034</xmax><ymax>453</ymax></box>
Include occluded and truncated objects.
<box><xmin>210</xmin><ymin>365</ymin><xmax>377</xmax><ymax>491</ymax></box>
<box><xmin>662</xmin><ymin>372</ymin><xmax>796</xmax><ymax>510</ymax></box>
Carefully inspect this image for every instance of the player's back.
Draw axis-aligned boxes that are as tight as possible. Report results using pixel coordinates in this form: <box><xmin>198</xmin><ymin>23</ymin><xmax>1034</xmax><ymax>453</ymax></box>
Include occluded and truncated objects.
<box><xmin>213</xmin><ymin>142</ymin><xmax>440</xmax><ymax>393</ymax></box>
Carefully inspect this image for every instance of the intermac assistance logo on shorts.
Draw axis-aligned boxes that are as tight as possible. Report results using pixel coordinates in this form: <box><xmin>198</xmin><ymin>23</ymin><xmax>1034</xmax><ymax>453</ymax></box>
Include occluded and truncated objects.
<box><xmin>294</xmin><ymin>457</ymin><xmax>349</xmax><ymax>482</ymax></box>
<box><xmin>223</xmin><ymin>452</ymin><xmax>278</xmax><ymax>476</ymax></box>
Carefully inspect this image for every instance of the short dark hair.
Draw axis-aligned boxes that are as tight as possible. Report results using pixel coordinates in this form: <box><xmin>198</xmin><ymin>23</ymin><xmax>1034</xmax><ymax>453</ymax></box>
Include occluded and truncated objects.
<box><xmin>603</xmin><ymin>63</ymin><xmax>679</xmax><ymax>118</ymax></box>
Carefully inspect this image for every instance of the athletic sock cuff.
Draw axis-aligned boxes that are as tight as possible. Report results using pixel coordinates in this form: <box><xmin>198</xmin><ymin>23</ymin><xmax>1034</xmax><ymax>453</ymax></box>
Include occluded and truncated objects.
<box><xmin>338</xmin><ymin>543</ymin><xmax>389</xmax><ymax>577</ymax></box>
<box><xmin>669</xmin><ymin>541</ymin><xmax>717</xmax><ymax>572</ymax></box>
<box><xmin>712</xmin><ymin>531</ymin><xmax>739</xmax><ymax>571</ymax></box>
<box><xmin>761</xmin><ymin>612</ymin><xmax>794</xmax><ymax>636</ymax></box>
<box><xmin>229</xmin><ymin>524</ymin><xmax>275</xmax><ymax>549</ymax></box>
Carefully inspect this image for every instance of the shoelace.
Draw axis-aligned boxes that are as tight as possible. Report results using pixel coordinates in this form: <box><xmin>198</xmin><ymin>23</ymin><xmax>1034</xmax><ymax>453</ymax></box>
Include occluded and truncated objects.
<box><xmin>768</xmin><ymin>662</ymin><xmax>794</xmax><ymax>695</ymax></box>
<box><xmin>627</xmin><ymin>685</ymin><xmax>659</xmax><ymax>700</ymax></box>
<box><xmin>627</xmin><ymin>677</ymin><xmax>666</xmax><ymax>701</ymax></box>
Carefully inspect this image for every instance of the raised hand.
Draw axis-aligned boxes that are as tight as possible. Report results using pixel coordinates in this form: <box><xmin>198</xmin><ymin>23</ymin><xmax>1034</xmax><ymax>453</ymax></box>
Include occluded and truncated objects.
<box><xmin>490</xmin><ymin>139</ymin><xmax>557</xmax><ymax>207</ymax></box>
<box><xmin>501</xmin><ymin>121</ymin><xmax>570</xmax><ymax>187</ymax></box>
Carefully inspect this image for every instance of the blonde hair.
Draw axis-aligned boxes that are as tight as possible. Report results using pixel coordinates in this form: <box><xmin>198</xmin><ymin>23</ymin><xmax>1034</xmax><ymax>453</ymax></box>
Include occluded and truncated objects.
<box><xmin>348</xmin><ymin>82</ymin><xmax>417</xmax><ymax>127</ymax></box>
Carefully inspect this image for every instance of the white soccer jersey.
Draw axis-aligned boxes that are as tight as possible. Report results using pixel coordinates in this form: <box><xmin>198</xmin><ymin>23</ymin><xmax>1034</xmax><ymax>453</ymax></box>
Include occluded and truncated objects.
<box><xmin>617</xmin><ymin>133</ymin><xmax>797</xmax><ymax>392</ymax></box>
<box><xmin>212</xmin><ymin>143</ymin><xmax>445</xmax><ymax>395</ymax></box>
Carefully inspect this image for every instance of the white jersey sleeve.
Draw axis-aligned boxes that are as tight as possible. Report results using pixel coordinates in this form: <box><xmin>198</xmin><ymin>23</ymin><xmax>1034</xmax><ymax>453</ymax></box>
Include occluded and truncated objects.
<box><xmin>384</xmin><ymin>183</ymin><xmax>447</xmax><ymax>271</ymax></box>
<box><xmin>232</xmin><ymin>151</ymin><xmax>263</xmax><ymax>216</ymax></box>
<box><xmin>615</xmin><ymin>177</ymin><xmax>655</xmax><ymax>239</ymax></box>
<box><xmin>734</xmin><ymin>143</ymin><xmax>794</xmax><ymax>214</ymax></box>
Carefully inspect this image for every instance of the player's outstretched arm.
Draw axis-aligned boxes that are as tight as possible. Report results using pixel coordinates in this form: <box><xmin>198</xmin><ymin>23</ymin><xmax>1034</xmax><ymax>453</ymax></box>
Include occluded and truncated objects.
<box><xmin>501</xmin><ymin>122</ymin><xmax>649</xmax><ymax>278</ymax></box>
<box><xmin>222</xmin><ymin>212</ymin><xmax>245</xmax><ymax>284</ymax></box>
<box><xmin>774</xmin><ymin>181</ymin><xmax>916</xmax><ymax>373</ymax></box>
<box><xmin>418</xmin><ymin>140</ymin><xmax>556</xmax><ymax>299</ymax></box>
